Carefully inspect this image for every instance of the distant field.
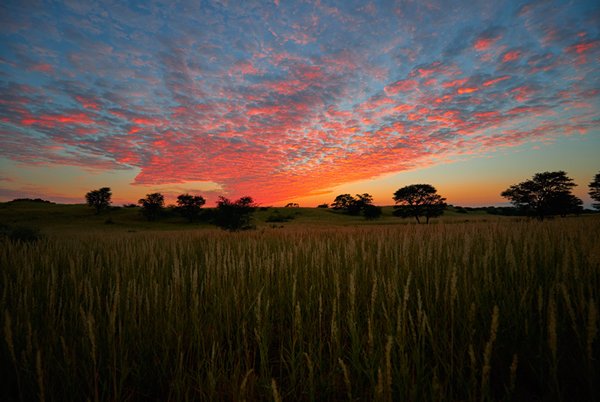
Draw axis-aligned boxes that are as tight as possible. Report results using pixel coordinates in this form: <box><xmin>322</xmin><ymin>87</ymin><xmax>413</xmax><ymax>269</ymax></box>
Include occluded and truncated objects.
<box><xmin>1</xmin><ymin>202</ymin><xmax>598</xmax><ymax>401</ymax></box>
<box><xmin>0</xmin><ymin>201</ymin><xmax>515</xmax><ymax>236</ymax></box>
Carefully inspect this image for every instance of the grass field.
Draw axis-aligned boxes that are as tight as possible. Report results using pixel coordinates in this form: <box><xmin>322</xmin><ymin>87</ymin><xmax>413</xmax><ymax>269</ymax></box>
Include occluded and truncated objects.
<box><xmin>1</xmin><ymin>203</ymin><xmax>599</xmax><ymax>401</ymax></box>
<box><xmin>0</xmin><ymin>201</ymin><xmax>505</xmax><ymax>235</ymax></box>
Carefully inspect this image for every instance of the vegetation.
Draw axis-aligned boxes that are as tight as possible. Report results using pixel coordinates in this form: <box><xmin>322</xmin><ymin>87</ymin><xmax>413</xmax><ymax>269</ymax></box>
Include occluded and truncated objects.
<box><xmin>138</xmin><ymin>193</ymin><xmax>165</xmax><ymax>221</ymax></box>
<box><xmin>362</xmin><ymin>204</ymin><xmax>383</xmax><ymax>220</ymax></box>
<box><xmin>331</xmin><ymin>194</ymin><xmax>357</xmax><ymax>211</ymax></box>
<box><xmin>393</xmin><ymin>184</ymin><xmax>447</xmax><ymax>223</ymax></box>
<box><xmin>8</xmin><ymin>198</ymin><xmax>54</xmax><ymax>204</ymax></box>
<box><xmin>1</xmin><ymin>218</ymin><xmax>598</xmax><ymax>401</ymax></box>
<box><xmin>589</xmin><ymin>172</ymin><xmax>600</xmax><ymax>210</ymax></box>
<box><xmin>176</xmin><ymin>194</ymin><xmax>206</xmax><ymax>222</ymax></box>
<box><xmin>85</xmin><ymin>187</ymin><xmax>112</xmax><ymax>214</ymax></box>
<box><xmin>331</xmin><ymin>193</ymin><xmax>378</xmax><ymax>219</ymax></box>
<box><xmin>213</xmin><ymin>196</ymin><xmax>257</xmax><ymax>231</ymax></box>
<box><xmin>501</xmin><ymin>171</ymin><xmax>583</xmax><ymax>220</ymax></box>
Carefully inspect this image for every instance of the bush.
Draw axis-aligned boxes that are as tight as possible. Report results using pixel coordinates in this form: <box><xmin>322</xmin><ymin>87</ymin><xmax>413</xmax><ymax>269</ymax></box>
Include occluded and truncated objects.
<box><xmin>138</xmin><ymin>193</ymin><xmax>165</xmax><ymax>221</ymax></box>
<box><xmin>213</xmin><ymin>196</ymin><xmax>257</xmax><ymax>231</ymax></box>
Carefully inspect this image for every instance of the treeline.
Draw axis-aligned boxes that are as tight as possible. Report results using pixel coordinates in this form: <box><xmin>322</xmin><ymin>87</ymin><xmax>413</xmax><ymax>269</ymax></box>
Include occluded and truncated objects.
<box><xmin>85</xmin><ymin>188</ymin><xmax>258</xmax><ymax>231</ymax></box>
<box><xmin>82</xmin><ymin>170</ymin><xmax>599</xmax><ymax>229</ymax></box>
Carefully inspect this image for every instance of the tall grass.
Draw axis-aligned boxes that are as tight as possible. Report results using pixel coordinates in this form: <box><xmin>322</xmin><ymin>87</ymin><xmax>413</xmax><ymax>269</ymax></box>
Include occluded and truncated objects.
<box><xmin>1</xmin><ymin>218</ymin><xmax>599</xmax><ymax>401</ymax></box>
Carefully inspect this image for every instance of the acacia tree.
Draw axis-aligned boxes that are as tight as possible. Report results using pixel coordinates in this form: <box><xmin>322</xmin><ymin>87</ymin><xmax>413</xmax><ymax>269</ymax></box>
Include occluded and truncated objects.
<box><xmin>176</xmin><ymin>194</ymin><xmax>206</xmax><ymax>222</ymax></box>
<box><xmin>393</xmin><ymin>184</ymin><xmax>447</xmax><ymax>224</ymax></box>
<box><xmin>330</xmin><ymin>193</ymin><xmax>376</xmax><ymax>217</ymax></box>
<box><xmin>331</xmin><ymin>194</ymin><xmax>355</xmax><ymax>211</ymax></box>
<box><xmin>85</xmin><ymin>187</ymin><xmax>112</xmax><ymax>214</ymax></box>
<box><xmin>138</xmin><ymin>193</ymin><xmax>165</xmax><ymax>221</ymax></box>
<box><xmin>501</xmin><ymin>171</ymin><xmax>582</xmax><ymax>220</ymax></box>
<box><xmin>351</xmin><ymin>193</ymin><xmax>374</xmax><ymax>215</ymax></box>
<box><xmin>589</xmin><ymin>172</ymin><xmax>600</xmax><ymax>210</ymax></box>
<box><xmin>213</xmin><ymin>196</ymin><xmax>257</xmax><ymax>231</ymax></box>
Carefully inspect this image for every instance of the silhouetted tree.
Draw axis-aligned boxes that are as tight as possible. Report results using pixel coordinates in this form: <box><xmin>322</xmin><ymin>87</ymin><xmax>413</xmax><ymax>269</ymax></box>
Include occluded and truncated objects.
<box><xmin>331</xmin><ymin>194</ymin><xmax>355</xmax><ymax>210</ymax></box>
<box><xmin>589</xmin><ymin>172</ymin><xmax>600</xmax><ymax>210</ymax></box>
<box><xmin>176</xmin><ymin>194</ymin><xmax>206</xmax><ymax>222</ymax></box>
<box><xmin>85</xmin><ymin>187</ymin><xmax>112</xmax><ymax>214</ymax></box>
<box><xmin>285</xmin><ymin>202</ymin><xmax>300</xmax><ymax>208</ymax></box>
<box><xmin>138</xmin><ymin>193</ymin><xmax>165</xmax><ymax>221</ymax></box>
<box><xmin>350</xmin><ymin>193</ymin><xmax>373</xmax><ymax>215</ymax></box>
<box><xmin>330</xmin><ymin>193</ymin><xmax>375</xmax><ymax>216</ymax></box>
<box><xmin>213</xmin><ymin>196</ymin><xmax>257</xmax><ymax>231</ymax></box>
<box><xmin>501</xmin><ymin>171</ymin><xmax>581</xmax><ymax>220</ymax></box>
<box><xmin>393</xmin><ymin>184</ymin><xmax>447</xmax><ymax>224</ymax></box>
<box><xmin>549</xmin><ymin>192</ymin><xmax>583</xmax><ymax>216</ymax></box>
<box><xmin>317</xmin><ymin>203</ymin><xmax>329</xmax><ymax>208</ymax></box>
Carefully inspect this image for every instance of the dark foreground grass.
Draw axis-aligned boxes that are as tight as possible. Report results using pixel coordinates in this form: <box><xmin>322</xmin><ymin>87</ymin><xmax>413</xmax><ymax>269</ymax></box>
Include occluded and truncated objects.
<box><xmin>1</xmin><ymin>218</ymin><xmax>599</xmax><ymax>401</ymax></box>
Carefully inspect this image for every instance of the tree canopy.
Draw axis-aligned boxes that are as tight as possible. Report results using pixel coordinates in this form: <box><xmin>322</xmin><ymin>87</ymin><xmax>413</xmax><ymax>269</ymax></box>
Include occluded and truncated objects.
<box><xmin>330</xmin><ymin>194</ymin><xmax>355</xmax><ymax>211</ymax></box>
<box><xmin>85</xmin><ymin>187</ymin><xmax>112</xmax><ymax>214</ymax></box>
<box><xmin>330</xmin><ymin>193</ymin><xmax>379</xmax><ymax>218</ymax></box>
<box><xmin>176</xmin><ymin>194</ymin><xmax>206</xmax><ymax>222</ymax></box>
<box><xmin>589</xmin><ymin>172</ymin><xmax>600</xmax><ymax>210</ymax></box>
<box><xmin>501</xmin><ymin>171</ymin><xmax>582</xmax><ymax>219</ymax></box>
<box><xmin>393</xmin><ymin>184</ymin><xmax>447</xmax><ymax>224</ymax></box>
<box><xmin>213</xmin><ymin>196</ymin><xmax>257</xmax><ymax>231</ymax></box>
<box><xmin>138</xmin><ymin>193</ymin><xmax>165</xmax><ymax>221</ymax></box>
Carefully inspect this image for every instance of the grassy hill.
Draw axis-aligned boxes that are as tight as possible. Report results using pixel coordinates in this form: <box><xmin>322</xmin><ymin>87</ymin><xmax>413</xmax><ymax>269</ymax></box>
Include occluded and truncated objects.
<box><xmin>1</xmin><ymin>199</ymin><xmax>526</xmax><ymax>238</ymax></box>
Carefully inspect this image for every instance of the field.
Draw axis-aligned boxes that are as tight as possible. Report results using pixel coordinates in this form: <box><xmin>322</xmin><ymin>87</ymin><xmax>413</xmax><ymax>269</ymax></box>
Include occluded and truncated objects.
<box><xmin>1</xmin><ymin>203</ymin><xmax>599</xmax><ymax>401</ymax></box>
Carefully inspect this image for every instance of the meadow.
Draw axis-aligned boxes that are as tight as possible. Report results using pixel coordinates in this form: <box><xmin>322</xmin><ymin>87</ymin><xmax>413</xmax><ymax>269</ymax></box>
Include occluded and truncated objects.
<box><xmin>1</xmin><ymin>203</ymin><xmax>599</xmax><ymax>401</ymax></box>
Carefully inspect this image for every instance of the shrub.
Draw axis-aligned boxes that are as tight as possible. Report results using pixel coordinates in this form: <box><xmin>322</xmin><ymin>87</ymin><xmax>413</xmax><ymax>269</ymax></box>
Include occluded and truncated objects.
<box><xmin>213</xmin><ymin>196</ymin><xmax>257</xmax><ymax>231</ymax></box>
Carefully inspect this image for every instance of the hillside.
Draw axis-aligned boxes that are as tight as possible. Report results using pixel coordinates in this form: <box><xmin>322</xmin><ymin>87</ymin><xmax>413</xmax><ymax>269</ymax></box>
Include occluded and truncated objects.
<box><xmin>0</xmin><ymin>200</ymin><xmax>523</xmax><ymax>236</ymax></box>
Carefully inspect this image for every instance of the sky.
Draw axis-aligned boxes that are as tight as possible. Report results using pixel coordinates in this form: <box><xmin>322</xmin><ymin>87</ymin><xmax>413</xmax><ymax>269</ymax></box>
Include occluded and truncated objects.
<box><xmin>0</xmin><ymin>0</ymin><xmax>599</xmax><ymax>207</ymax></box>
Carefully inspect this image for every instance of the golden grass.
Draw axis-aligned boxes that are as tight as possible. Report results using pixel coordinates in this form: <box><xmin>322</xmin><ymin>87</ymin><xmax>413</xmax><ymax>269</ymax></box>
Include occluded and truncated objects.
<box><xmin>1</xmin><ymin>217</ymin><xmax>599</xmax><ymax>401</ymax></box>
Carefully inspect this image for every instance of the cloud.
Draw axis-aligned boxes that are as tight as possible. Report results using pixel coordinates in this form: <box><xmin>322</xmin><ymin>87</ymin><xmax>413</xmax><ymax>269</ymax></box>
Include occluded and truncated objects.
<box><xmin>0</xmin><ymin>0</ymin><xmax>598</xmax><ymax>203</ymax></box>
<box><xmin>473</xmin><ymin>27</ymin><xmax>505</xmax><ymax>51</ymax></box>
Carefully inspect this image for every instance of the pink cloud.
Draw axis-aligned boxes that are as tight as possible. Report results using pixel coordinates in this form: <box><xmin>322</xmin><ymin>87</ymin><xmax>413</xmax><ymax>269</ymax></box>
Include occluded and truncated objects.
<box><xmin>502</xmin><ymin>50</ymin><xmax>521</xmax><ymax>63</ymax></box>
<box><xmin>566</xmin><ymin>40</ymin><xmax>599</xmax><ymax>54</ymax></box>
<box><xmin>384</xmin><ymin>79</ymin><xmax>418</xmax><ymax>95</ymax></box>
<box><xmin>442</xmin><ymin>78</ymin><xmax>468</xmax><ymax>88</ymax></box>
<box><xmin>483</xmin><ymin>76</ymin><xmax>510</xmax><ymax>87</ymax></box>
<box><xmin>457</xmin><ymin>87</ymin><xmax>479</xmax><ymax>94</ymax></box>
<box><xmin>21</xmin><ymin>112</ymin><xmax>96</xmax><ymax>127</ymax></box>
<box><xmin>474</xmin><ymin>37</ymin><xmax>497</xmax><ymax>51</ymax></box>
<box><xmin>29</xmin><ymin>63</ymin><xmax>54</xmax><ymax>73</ymax></box>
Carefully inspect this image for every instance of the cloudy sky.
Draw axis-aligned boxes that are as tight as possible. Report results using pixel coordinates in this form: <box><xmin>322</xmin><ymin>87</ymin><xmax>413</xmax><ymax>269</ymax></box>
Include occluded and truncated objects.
<box><xmin>1</xmin><ymin>0</ymin><xmax>598</xmax><ymax>206</ymax></box>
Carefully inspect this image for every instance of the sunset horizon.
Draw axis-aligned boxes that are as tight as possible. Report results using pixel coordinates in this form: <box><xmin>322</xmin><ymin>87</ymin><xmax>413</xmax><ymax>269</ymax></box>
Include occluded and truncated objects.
<box><xmin>1</xmin><ymin>0</ymin><xmax>598</xmax><ymax>208</ymax></box>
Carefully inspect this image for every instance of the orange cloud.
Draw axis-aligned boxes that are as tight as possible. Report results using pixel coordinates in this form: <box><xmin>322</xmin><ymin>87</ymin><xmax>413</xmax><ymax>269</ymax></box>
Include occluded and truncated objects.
<box><xmin>483</xmin><ymin>76</ymin><xmax>510</xmax><ymax>87</ymax></box>
<box><xmin>384</xmin><ymin>79</ymin><xmax>418</xmax><ymax>95</ymax></box>
<box><xmin>131</xmin><ymin>117</ymin><xmax>164</xmax><ymax>126</ymax></box>
<box><xmin>502</xmin><ymin>51</ymin><xmax>521</xmax><ymax>63</ymax></box>
<box><xmin>443</xmin><ymin>78</ymin><xmax>468</xmax><ymax>88</ymax></box>
<box><xmin>21</xmin><ymin>112</ymin><xmax>96</xmax><ymax>126</ymax></box>
<box><xmin>457</xmin><ymin>87</ymin><xmax>478</xmax><ymax>94</ymax></box>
